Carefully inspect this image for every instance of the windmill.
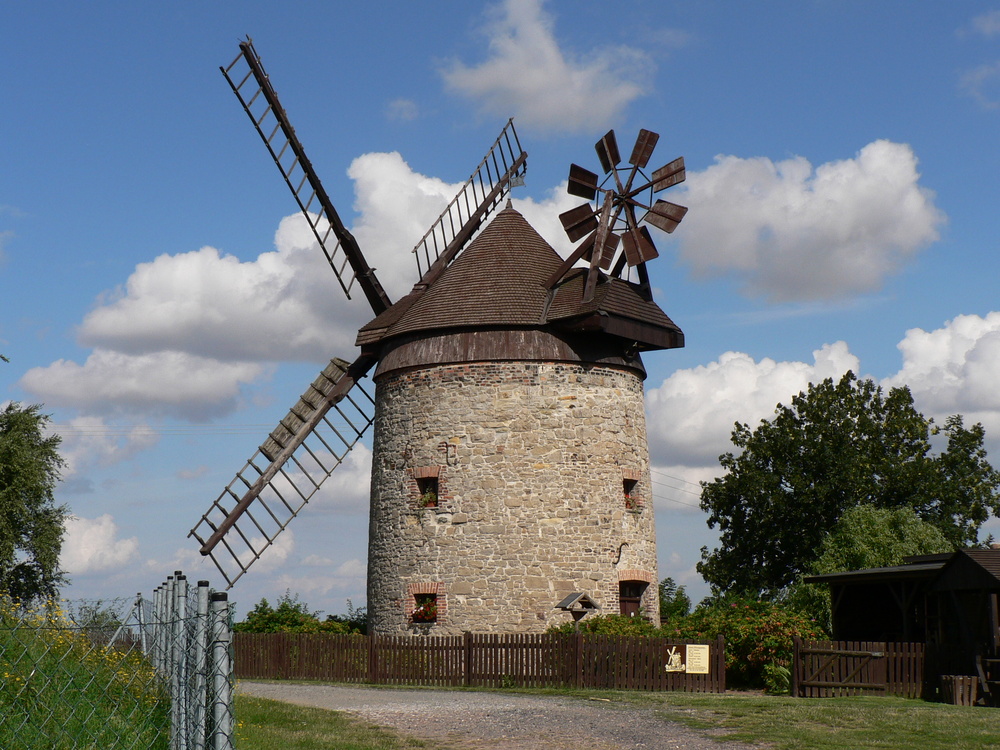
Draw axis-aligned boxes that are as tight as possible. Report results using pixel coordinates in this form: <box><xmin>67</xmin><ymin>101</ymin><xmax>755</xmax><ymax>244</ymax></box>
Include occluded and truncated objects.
<box><xmin>190</xmin><ymin>39</ymin><xmax>687</xmax><ymax>635</ymax></box>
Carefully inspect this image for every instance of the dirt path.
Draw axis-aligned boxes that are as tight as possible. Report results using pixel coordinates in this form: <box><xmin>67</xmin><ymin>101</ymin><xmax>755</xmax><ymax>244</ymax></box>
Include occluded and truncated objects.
<box><xmin>238</xmin><ymin>681</ymin><xmax>759</xmax><ymax>750</ymax></box>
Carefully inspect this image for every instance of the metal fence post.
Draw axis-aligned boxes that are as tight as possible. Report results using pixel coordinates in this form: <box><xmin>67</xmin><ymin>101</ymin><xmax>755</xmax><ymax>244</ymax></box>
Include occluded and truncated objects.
<box><xmin>176</xmin><ymin>575</ymin><xmax>189</xmax><ymax>750</ymax></box>
<box><xmin>192</xmin><ymin>581</ymin><xmax>211</xmax><ymax>750</ymax></box>
<box><xmin>210</xmin><ymin>592</ymin><xmax>234</xmax><ymax>750</ymax></box>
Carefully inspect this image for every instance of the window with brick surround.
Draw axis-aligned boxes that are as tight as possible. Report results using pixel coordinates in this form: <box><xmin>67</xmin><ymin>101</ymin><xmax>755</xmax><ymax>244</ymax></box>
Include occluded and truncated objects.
<box><xmin>622</xmin><ymin>468</ymin><xmax>641</xmax><ymax>510</ymax></box>
<box><xmin>411</xmin><ymin>593</ymin><xmax>438</xmax><ymax>623</ymax></box>
<box><xmin>413</xmin><ymin>466</ymin><xmax>440</xmax><ymax>508</ymax></box>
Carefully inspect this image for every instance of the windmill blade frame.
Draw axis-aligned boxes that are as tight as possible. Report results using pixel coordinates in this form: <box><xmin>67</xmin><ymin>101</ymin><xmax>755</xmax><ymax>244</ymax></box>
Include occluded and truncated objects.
<box><xmin>409</xmin><ymin>118</ymin><xmax>527</xmax><ymax>288</ymax></box>
<box><xmin>189</xmin><ymin>356</ymin><xmax>376</xmax><ymax>588</ymax></box>
<box><xmin>221</xmin><ymin>38</ymin><xmax>391</xmax><ymax>315</ymax></box>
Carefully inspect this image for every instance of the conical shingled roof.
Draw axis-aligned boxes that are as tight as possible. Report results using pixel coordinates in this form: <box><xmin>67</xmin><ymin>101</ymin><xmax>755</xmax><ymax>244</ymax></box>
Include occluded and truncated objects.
<box><xmin>356</xmin><ymin>203</ymin><xmax>683</xmax><ymax>351</ymax></box>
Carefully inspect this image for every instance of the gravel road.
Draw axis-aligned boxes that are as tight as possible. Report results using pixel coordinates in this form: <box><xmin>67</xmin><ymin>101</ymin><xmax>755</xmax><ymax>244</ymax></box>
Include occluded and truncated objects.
<box><xmin>238</xmin><ymin>681</ymin><xmax>760</xmax><ymax>750</ymax></box>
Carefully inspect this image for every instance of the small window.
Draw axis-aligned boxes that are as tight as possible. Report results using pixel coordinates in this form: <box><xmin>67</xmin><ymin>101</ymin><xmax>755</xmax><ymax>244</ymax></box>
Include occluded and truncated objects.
<box><xmin>619</xmin><ymin>581</ymin><xmax>647</xmax><ymax>618</ymax></box>
<box><xmin>417</xmin><ymin>476</ymin><xmax>439</xmax><ymax>507</ymax></box>
<box><xmin>623</xmin><ymin>478</ymin><xmax>638</xmax><ymax>510</ymax></box>
<box><xmin>411</xmin><ymin>593</ymin><xmax>437</xmax><ymax>623</ymax></box>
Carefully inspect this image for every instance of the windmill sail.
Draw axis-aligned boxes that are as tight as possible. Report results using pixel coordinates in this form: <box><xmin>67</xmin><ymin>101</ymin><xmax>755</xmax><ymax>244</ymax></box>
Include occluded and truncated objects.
<box><xmin>221</xmin><ymin>38</ymin><xmax>391</xmax><ymax>315</ymax></box>
<box><xmin>189</xmin><ymin>357</ymin><xmax>375</xmax><ymax>587</ymax></box>
<box><xmin>409</xmin><ymin>119</ymin><xmax>528</xmax><ymax>288</ymax></box>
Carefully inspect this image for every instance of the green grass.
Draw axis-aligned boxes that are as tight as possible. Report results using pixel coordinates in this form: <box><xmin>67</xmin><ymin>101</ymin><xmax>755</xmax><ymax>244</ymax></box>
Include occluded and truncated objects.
<box><xmin>236</xmin><ymin>694</ymin><xmax>455</xmax><ymax>749</ymax></box>
<box><xmin>594</xmin><ymin>689</ymin><xmax>1000</xmax><ymax>750</ymax></box>
<box><xmin>0</xmin><ymin>610</ymin><xmax>169</xmax><ymax>749</ymax></box>
<box><xmin>236</xmin><ymin>685</ymin><xmax>1000</xmax><ymax>750</ymax></box>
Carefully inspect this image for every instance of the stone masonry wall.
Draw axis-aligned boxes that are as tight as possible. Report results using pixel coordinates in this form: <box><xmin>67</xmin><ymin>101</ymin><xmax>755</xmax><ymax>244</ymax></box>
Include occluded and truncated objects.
<box><xmin>367</xmin><ymin>360</ymin><xmax>659</xmax><ymax>634</ymax></box>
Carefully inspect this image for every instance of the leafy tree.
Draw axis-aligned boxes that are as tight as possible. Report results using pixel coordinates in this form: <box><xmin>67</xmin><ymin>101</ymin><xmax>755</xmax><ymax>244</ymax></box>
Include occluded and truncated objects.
<box><xmin>698</xmin><ymin>372</ymin><xmax>1000</xmax><ymax>598</ymax></box>
<box><xmin>234</xmin><ymin>591</ymin><xmax>359</xmax><ymax>634</ymax></box>
<box><xmin>658</xmin><ymin>577</ymin><xmax>691</xmax><ymax>622</ymax></box>
<box><xmin>0</xmin><ymin>402</ymin><xmax>68</xmax><ymax>603</ymax></box>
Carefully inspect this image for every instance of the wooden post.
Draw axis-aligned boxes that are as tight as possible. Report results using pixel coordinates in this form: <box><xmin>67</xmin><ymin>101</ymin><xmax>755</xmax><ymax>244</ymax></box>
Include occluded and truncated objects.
<box><xmin>367</xmin><ymin>634</ymin><xmax>378</xmax><ymax>684</ymax></box>
<box><xmin>791</xmin><ymin>636</ymin><xmax>802</xmax><ymax>698</ymax></box>
<box><xmin>716</xmin><ymin>634</ymin><xmax>726</xmax><ymax>693</ymax></box>
<box><xmin>464</xmin><ymin>631</ymin><xmax>473</xmax><ymax>687</ymax></box>
<box><xmin>574</xmin><ymin>632</ymin><xmax>584</xmax><ymax>688</ymax></box>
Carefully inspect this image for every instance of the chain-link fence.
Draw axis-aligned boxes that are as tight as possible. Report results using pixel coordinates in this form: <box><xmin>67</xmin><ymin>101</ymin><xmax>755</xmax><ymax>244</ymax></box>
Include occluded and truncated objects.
<box><xmin>0</xmin><ymin>571</ymin><xmax>233</xmax><ymax>750</ymax></box>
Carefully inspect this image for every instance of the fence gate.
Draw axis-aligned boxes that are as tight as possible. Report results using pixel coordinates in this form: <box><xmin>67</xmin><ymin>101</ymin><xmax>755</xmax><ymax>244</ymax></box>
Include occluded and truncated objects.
<box><xmin>792</xmin><ymin>638</ymin><xmax>924</xmax><ymax>698</ymax></box>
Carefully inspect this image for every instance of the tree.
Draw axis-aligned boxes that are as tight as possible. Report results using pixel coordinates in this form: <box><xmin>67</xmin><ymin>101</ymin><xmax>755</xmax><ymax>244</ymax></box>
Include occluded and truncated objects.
<box><xmin>698</xmin><ymin>372</ymin><xmax>1000</xmax><ymax>598</ymax></box>
<box><xmin>658</xmin><ymin>577</ymin><xmax>691</xmax><ymax>622</ymax></box>
<box><xmin>233</xmin><ymin>591</ymin><xmax>359</xmax><ymax>634</ymax></box>
<box><xmin>0</xmin><ymin>402</ymin><xmax>68</xmax><ymax>603</ymax></box>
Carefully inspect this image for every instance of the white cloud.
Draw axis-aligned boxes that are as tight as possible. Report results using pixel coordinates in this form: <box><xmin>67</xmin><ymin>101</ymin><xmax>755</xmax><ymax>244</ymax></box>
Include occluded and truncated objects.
<box><xmin>61</xmin><ymin>514</ymin><xmax>139</xmax><ymax>574</ymax></box>
<box><xmin>442</xmin><ymin>0</ymin><xmax>652</xmax><ymax>133</ymax></box>
<box><xmin>310</xmin><ymin>443</ymin><xmax>373</xmax><ymax>512</ymax></box>
<box><xmin>386</xmin><ymin>98</ymin><xmax>419</xmax><ymax>122</ymax></box>
<box><xmin>273</xmin><ymin>557</ymin><xmax>367</xmax><ymax>600</ymax></box>
<box><xmin>77</xmin><ymin>235</ymin><xmax>362</xmax><ymax>363</ymax></box>
<box><xmin>971</xmin><ymin>10</ymin><xmax>1000</xmax><ymax>37</ymax></box>
<box><xmin>678</xmin><ymin>140</ymin><xmax>945</xmax><ymax>301</ymax></box>
<box><xmin>884</xmin><ymin>312</ymin><xmax>1000</xmax><ymax>437</ymax></box>
<box><xmin>960</xmin><ymin>61</ymin><xmax>1000</xmax><ymax>110</ymax></box>
<box><xmin>347</xmin><ymin>151</ymin><xmax>467</xmax><ymax>298</ymax></box>
<box><xmin>646</xmin><ymin>341</ymin><xmax>860</xmax><ymax>467</ymax></box>
<box><xmin>54</xmin><ymin>416</ymin><xmax>160</xmax><ymax>476</ymax></box>
<box><xmin>20</xmin><ymin>350</ymin><xmax>263</xmax><ymax>421</ymax></box>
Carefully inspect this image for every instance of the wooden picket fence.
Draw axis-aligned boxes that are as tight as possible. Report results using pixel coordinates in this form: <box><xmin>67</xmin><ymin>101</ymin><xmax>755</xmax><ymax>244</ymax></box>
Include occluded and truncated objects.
<box><xmin>234</xmin><ymin>632</ymin><xmax>726</xmax><ymax>692</ymax></box>
<box><xmin>792</xmin><ymin>639</ymin><xmax>925</xmax><ymax>698</ymax></box>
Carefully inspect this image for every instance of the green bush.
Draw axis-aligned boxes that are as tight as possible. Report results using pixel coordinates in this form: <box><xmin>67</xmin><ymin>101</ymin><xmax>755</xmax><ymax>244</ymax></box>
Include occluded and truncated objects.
<box><xmin>667</xmin><ymin>597</ymin><xmax>824</xmax><ymax>687</ymax></box>
<box><xmin>234</xmin><ymin>591</ymin><xmax>361</xmax><ymax>634</ymax></box>
<box><xmin>546</xmin><ymin>613</ymin><xmax>660</xmax><ymax>636</ymax></box>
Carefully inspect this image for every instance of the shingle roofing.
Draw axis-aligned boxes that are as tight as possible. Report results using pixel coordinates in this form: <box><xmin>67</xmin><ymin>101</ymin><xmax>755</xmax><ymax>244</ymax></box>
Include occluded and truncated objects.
<box><xmin>357</xmin><ymin>204</ymin><xmax>682</xmax><ymax>350</ymax></box>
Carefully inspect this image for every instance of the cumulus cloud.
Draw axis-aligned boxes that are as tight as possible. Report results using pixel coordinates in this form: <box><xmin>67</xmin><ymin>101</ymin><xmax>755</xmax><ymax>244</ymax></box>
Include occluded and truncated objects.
<box><xmin>884</xmin><ymin>312</ymin><xmax>1000</xmax><ymax>435</ymax></box>
<box><xmin>442</xmin><ymin>0</ymin><xmax>652</xmax><ymax>133</ymax></box>
<box><xmin>77</xmin><ymin>231</ymin><xmax>363</xmax><ymax>363</ymax></box>
<box><xmin>61</xmin><ymin>514</ymin><xmax>139</xmax><ymax>574</ymax></box>
<box><xmin>678</xmin><ymin>140</ymin><xmax>945</xmax><ymax>301</ymax></box>
<box><xmin>646</xmin><ymin>342</ymin><xmax>860</xmax><ymax>468</ymax></box>
<box><xmin>54</xmin><ymin>416</ymin><xmax>160</xmax><ymax>476</ymax></box>
<box><xmin>20</xmin><ymin>350</ymin><xmax>264</xmax><ymax>421</ymax></box>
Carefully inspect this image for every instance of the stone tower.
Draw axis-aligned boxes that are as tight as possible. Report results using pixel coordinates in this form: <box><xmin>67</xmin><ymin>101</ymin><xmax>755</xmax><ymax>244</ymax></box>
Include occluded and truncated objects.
<box><xmin>357</xmin><ymin>204</ymin><xmax>683</xmax><ymax>634</ymax></box>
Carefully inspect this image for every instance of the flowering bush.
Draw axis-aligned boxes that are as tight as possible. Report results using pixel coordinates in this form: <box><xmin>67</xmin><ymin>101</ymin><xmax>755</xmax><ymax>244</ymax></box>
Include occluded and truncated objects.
<box><xmin>666</xmin><ymin>597</ymin><xmax>824</xmax><ymax>687</ymax></box>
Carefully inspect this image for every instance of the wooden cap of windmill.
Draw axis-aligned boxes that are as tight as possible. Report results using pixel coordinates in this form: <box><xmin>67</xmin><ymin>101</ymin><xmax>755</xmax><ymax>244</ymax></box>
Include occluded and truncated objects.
<box><xmin>357</xmin><ymin>203</ymin><xmax>683</xmax><ymax>380</ymax></box>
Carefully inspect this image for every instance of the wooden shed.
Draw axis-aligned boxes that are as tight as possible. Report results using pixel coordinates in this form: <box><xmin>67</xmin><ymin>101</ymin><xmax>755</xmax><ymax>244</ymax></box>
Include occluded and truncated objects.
<box><xmin>806</xmin><ymin>549</ymin><xmax>1000</xmax><ymax>702</ymax></box>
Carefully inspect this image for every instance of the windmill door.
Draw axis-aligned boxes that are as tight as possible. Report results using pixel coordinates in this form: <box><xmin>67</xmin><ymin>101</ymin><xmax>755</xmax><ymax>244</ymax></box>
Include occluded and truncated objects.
<box><xmin>619</xmin><ymin>581</ymin><xmax>647</xmax><ymax>617</ymax></box>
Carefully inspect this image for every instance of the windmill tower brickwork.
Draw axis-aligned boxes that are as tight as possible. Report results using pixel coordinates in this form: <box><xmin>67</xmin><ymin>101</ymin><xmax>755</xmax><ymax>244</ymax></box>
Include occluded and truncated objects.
<box><xmin>191</xmin><ymin>39</ymin><xmax>687</xmax><ymax>636</ymax></box>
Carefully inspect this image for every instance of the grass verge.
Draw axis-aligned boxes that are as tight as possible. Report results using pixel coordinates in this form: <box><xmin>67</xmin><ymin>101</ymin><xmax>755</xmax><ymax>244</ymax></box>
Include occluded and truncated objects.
<box><xmin>613</xmin><ymin>689</ymin><xmax>1000</xmax><ymax>750</ymax></box>
<box><xmin>236</xmin><ymin>694</ymin><xmax>455</xmax><ymax>750</ymax></box>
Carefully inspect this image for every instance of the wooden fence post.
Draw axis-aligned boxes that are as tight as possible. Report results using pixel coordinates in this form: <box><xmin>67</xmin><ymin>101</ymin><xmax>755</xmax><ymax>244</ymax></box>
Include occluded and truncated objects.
<box><xmin>716</xmin><ymin>634</ymin><xmax>726</xmax><ymax>693</ymax></box>
<box><xmin>367</xmin><ymin>634</ymin><xmax>377</xmax><ymax>684</ymax></box>
<box><xmin>464</xmin><ymin>631</ymin><xmax>473</xmax><ymax>687</ymax></box>
<box><xmin>791</xmin><ymin>636</ymin><xmax>802</xmax><ymax>698</ymax></box>
<box><xmin>574</xmin><ymin>632</ymin><xmax>584</xmax><ymax>688</ymax></box>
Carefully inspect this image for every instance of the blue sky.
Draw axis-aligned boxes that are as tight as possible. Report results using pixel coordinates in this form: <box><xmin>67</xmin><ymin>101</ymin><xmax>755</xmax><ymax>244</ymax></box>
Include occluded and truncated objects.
<box><xmin>3</xmin><ymin>1</ymin><xmax>1000</xmax><ymax>615</ymax></box>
